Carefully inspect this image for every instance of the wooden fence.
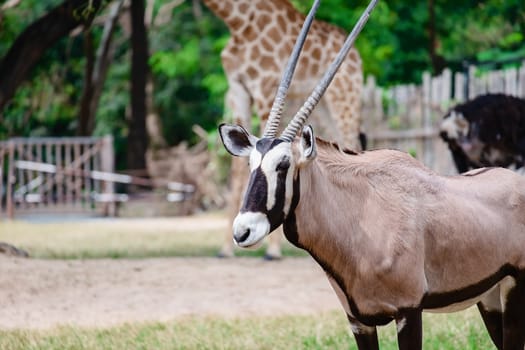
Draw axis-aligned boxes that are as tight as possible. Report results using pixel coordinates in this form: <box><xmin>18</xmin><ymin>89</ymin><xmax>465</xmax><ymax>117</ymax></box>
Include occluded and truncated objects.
<box><xmin>0</xmin><ymin>135</ymin><xmax>196</xmax><ymax>219</ymax></box>
<box><xmin>362</xmin><ymin>60</ymin><xmax>525</xmax><ymax>175</ymax></box>
<box><xmin>0</xmin><ymin>136</ymin><xmax>117</xmax><ymax>219</ymax></box>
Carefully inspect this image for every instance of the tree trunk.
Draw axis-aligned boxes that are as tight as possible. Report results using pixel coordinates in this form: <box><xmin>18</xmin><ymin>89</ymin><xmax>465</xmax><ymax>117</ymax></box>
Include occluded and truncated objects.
<box><xmin>427</xmin><ymin>0</ymin><xmax>445</xmax><ymax>74</ymax></box>
<box><xmin>77</xmin><ymin>29</ymin><xmax>95</xmax><ymax>136</ymax></box>
<box><xmin>77</xmin><ymin>0</ymin><xmax>125</xmax><ymax>136</ymax></box>
<box><xmin>127</xmin><ymin>0</ymin><xmax>149</xmax><ymax>171</ymax></box>
<box><xmin>0</xmin><ymin>0</ymin><xmax>104</xmax><ymax>111</ymax></box>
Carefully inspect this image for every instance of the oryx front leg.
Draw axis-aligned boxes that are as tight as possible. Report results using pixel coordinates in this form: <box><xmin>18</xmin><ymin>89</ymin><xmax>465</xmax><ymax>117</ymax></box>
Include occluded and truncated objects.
<box><xmin>396</xmin><ymin>310</ymin><xmax>422</xmax><ymax>350</ymax></box>
<box><xmin>347</xmin><ymin>315</ymin><xmax>379</xmax><ymax>350</ymax></box>
<box><xmin>477</xmin><ymin>284</ymin><xmax>503</xmax><ymax>349</ymax></box>
<box><xmin>501</xmin><ymin>277</ymin><xmax>525</xmax><ymax>350</ymax></box>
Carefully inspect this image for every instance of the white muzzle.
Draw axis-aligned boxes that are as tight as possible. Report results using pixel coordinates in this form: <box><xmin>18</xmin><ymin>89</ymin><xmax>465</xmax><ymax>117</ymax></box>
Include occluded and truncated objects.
<box><xmin>232</xmin><ymin>212</ymin><xmax>270</xmax><ymax>247</ymax></box>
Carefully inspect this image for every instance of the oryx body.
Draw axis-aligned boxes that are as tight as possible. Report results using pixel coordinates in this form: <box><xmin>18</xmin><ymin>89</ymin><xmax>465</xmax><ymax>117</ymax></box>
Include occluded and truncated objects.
<box><xmin>221</xmin><ymin>124</ymin><xmax>525</xmax><ymax>349</ymax></box>
<box><xmin>218</xmin><ymin>0</ymin><xmax>525</xmax><ymax>348</ymax></box>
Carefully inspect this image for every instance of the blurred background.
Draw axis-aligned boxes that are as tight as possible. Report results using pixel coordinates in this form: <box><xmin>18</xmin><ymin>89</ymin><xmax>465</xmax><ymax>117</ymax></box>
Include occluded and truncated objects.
<box><xmin>0</xmin><ymin>0</ymin><xmax>523</xmax><ymax>220</ymax></box>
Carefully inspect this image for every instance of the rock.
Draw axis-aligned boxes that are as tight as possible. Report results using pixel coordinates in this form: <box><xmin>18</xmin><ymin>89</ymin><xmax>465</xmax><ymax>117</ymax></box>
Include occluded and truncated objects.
<box><xmin>0</xmin><ymin>242</ymin><xmax>29</xmax><ymax>258</ymax></box>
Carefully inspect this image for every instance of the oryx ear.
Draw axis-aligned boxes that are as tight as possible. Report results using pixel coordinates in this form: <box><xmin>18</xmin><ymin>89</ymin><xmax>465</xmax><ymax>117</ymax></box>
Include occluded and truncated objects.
<box><xmin>219</xmin><ymin>123</ymin><xmax>258</xmax><ymax>157</ymax></box>
<box><xmin>299</xmin><ymin>125</ymin><xmax>317</xmax><ymax>164</ymax></box>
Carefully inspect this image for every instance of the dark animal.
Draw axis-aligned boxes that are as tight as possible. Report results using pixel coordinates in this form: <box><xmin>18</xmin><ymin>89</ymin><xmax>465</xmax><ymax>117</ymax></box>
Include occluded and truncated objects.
<box><xmin>439</xmin><ymin>93</ymin><xmax>525</xmax><ymax>173</ymax></box>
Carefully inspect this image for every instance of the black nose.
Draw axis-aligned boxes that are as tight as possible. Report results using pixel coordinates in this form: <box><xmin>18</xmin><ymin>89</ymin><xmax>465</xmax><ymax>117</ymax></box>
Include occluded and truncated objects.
<box><xmin>235</xmin><ymin>228</ymin><xmax>250</xmax><ymax>243</ymax></box>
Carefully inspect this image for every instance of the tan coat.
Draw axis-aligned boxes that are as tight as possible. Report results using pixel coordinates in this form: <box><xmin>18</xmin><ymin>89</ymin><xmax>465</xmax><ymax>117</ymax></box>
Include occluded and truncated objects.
<box><xmin>291</xmin><ymin>138</ymin><xmax>525</xmax><ymax>318</ymax></box>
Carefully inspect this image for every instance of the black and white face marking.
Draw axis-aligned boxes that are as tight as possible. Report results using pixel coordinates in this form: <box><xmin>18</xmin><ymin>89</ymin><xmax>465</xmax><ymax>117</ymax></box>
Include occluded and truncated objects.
<box><xmin>219</xmin><ymin>123</ymin><xmax>316</xmax><ymax>248</ymax></box>
<box><xmin>232</xmin><ymin>138</ymin><xmax>296</xmax><ymax>247</ymax></box>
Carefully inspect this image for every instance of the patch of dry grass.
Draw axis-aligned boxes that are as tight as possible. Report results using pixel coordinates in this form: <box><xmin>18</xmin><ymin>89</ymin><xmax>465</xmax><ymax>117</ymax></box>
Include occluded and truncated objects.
<box><xmin>0</xmin><ymin>212</ymin><xmax>304</xmax><ymax>259</ymax></box>
<box><xmin>0</xmin><ymin>213</ymin><xmax>222</xmax><ymax>258</ymax></box>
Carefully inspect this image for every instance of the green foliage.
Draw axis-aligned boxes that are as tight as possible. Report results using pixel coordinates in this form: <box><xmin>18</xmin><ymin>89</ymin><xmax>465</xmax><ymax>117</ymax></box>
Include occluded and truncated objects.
<box><xmin>0</xmin><ymin>61</ymin><xmax>80</xmax><ymax>139</ymax></box>
<box><xmin>148</xmin><ymin>1</ymin><xmax>228</xmax><ymax>146</ymax></box>
<box><xmin>0</xmin><ymin>0</ymin><xmax>102</xmax><ymax>140</ymax></box>
<box><xmin>0</xmin><ymin>0</ymin><xmax>62</xmax><ymax>57</ymax></box>
<box><xmin>0</xmin><ymin>0</ymin><xmax>523</xmax><ymax>148</ymax></box>
<box><xmin>476</xmin><ymin>46</ymin><xmax>525</xmax><ymax>67</ymax></box>
<box><xmin>150</xmin><ymin>38</ymin><xmax>201</xmax><ymax>78</ymax></box>
<box><xmin>438</xmin><ymin>0</ymin><xmax>524</xmax><ymax>68</ymax></box>
<box><xmin>292</xmin><ymin>0</ymin><xmax>428</xmax><ymax>84</ymax></box>
<box><xmin>293</xmin><ymin>0</ymin><xmax>524</xmax><ymax>84</ymax></box>
<box><xmin>202</xmin><ymin>73</ymin><xmax>229</xmax><ymax>102</ymax></box>
<box><xmin>72</xmin><ymin>0</ymin><xmax>103</xmax><ymax>22</ymax></box>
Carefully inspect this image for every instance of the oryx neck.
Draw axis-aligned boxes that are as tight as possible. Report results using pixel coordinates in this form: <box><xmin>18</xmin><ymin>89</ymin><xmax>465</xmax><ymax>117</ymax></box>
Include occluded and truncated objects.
<box><xmin>290</xmin><ymin>157</ymin><xmax>366</xmax><ymax>252</ymax></box>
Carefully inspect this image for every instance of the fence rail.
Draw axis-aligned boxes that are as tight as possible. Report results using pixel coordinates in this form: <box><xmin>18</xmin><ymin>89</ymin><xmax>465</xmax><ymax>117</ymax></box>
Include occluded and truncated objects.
<box><xmin>362</xmin><ymin>60</ymin><xmax>525</xmax><ymax>175</ymax></box>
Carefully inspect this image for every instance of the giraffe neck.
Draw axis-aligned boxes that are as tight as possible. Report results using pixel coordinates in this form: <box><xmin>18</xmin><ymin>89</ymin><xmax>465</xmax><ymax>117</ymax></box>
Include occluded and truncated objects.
<box><xmin>203</xmin><ymin>0</ymin><xmax>295</xmax><ymax>35</ymax></box>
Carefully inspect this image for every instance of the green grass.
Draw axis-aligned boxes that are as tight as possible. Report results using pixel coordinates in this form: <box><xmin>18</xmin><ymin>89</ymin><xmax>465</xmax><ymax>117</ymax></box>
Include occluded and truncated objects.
<box><xmin>0</xmin><ymin>213</ymin><xmax>305</xmax><ymax>259</ymax></box>
<box><xmin>0</xmin><ymin>309</ymin><xmax>493</xmax><ymax>350</ymax></box>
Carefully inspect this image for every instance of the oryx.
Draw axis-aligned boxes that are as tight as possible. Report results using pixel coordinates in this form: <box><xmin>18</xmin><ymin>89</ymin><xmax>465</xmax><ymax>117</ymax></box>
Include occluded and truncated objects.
<box><xmin>219</xmin><ymin>1</ymin><xmax>525</xmax><ymax>349</ymax></box>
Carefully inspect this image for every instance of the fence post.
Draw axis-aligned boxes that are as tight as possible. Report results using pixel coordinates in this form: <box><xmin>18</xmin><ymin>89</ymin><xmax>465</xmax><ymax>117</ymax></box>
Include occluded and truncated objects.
<box><xmin>518</xmin><ymin>60</ymin><xmax>525</xmax><ymax>98</ymax></box>
<box><xmin>0</xmin><ymin>146</ymin><xmax>3</xmax><ymax>216</ymax></box>
<box><xmin>468</xmin><ymin>65</ymin><xmax>477</xmax><ymax>99</ymax></box>
<box><xmin>100</xmin><ymin>135</ymin><xmax>116</xmax><ymax>216</ymax></box>
<box><xmin>422</xmin><ymin>71</ymin><xmax>434</xmax><ymax>168</ymax></box>
<box><xmin>362</xmin><ymin>75</ymin><xmax>383</xmax><ymax>133</ymax></box>
<box><xmin>6</xmin><ymin>140</ymin><xmax>15</xmax><ymax>219</ymax></box>
<box><xmin>454</xmin><ymin>72</ymin><xmax>465</xmax><ymax>102</ymax></box>
<box><xmin>505</xmin><ymin>67</ymin><xmax>517</xmax><ymax>96</ymax></box>
<box><xmin>441</xmin><ymin>68</ymin><xmax>452</xmax><ymax>107</ymax></box>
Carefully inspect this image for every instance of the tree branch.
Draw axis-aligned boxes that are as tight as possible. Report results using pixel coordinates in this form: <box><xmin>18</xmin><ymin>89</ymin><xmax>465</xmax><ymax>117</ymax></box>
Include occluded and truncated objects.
<box><xmin>1</xmin><ymin>0</ymin><xmax>22</xmax><ymax>11</ymax></box>
<box><xmin>0</xmin><ymin>0</ymin><xmax>105</xmax><ymax>111</ymax></box>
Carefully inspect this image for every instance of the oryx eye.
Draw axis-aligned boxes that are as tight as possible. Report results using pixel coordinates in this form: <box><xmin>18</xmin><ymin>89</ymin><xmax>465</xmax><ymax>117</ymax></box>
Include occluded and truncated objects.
<box><xmin>276</xmin><ymin>159</ymin><xmax>290</xmax><ymax>172</ymax></box>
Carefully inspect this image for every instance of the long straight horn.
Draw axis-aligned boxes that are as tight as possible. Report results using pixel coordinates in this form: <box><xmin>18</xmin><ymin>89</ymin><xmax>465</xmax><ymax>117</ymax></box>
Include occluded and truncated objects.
<box><xmin>262</xmin><ymin>0</ymin><xmax>321</xmax><ymax>138</ymax></box>
<box><xmin>280</xmin><ymin>0</ymin><xmax>379</xmax><ymax>142</ymax></box>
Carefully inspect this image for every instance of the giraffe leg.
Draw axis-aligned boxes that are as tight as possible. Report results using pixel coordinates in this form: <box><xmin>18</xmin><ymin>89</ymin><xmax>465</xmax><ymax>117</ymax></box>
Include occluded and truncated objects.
<box><xmin>218</xmin><ymin>80</ymin><xmax>252</xmax><ymax>258</ymax></box>
<box><xmin>218</xmin><ymin>155</ymin><xmax>249</xmax><ymax>258</ymax></box>
<box><xmin>264</xmin><ymin>226</ymin><xmax>283</xmax><ymax>260</ymax></box>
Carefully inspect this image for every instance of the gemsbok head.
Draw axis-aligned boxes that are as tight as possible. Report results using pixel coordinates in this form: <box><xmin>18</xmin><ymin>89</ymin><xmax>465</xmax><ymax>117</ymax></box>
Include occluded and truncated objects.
<box><xmin>219</xmin><ymin>1</ymin><xmax>525</xmax><ymax>349</ymax></box>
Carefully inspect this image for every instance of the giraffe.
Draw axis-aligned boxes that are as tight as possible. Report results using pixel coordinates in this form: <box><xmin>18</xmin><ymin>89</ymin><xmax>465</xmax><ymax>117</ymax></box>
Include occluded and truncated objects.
<box><xmin>203</xmin><ymin>0</ymin><xmax>363</xmax><ymax>258</ymax></box>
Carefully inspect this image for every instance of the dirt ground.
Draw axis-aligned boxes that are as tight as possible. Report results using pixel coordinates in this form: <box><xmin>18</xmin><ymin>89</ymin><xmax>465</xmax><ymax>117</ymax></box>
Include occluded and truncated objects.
<box><xmin>0</xmin><ymin>254</ymin><xmax>340</xmax><ymax>330</ymax></box>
